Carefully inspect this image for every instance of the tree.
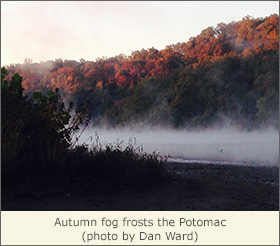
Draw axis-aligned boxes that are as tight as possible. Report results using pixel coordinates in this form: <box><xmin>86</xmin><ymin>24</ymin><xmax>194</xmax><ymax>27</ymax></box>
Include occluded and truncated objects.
<box><xmin>1</xmin><ymin>69</ymin><xmax>91</xmax><ymax>175</ymax></box>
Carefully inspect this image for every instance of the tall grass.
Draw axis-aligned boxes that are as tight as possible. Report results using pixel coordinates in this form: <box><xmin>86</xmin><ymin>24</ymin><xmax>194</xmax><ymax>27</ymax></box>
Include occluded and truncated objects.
<box><xmin>1</xmin><ymin>69</ymin><xmax>169</xmax><ymax>192</ymax></box>
<box><xmin>2</xmin><ymin>131</ymin><xmax>169</xmax><ymax>189</ymax></box>
<box><xmin>67</xmin><ymin>134</ymin><xmax>169</xmax><ymax>186</ymax></box>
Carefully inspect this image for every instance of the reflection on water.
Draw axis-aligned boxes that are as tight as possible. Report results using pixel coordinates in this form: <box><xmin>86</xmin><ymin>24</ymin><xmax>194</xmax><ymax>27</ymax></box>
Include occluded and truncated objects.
<box><xmin>77</xmin><ymin>128</ymin><xmax>279</xmax><ymax>166</ymax></box>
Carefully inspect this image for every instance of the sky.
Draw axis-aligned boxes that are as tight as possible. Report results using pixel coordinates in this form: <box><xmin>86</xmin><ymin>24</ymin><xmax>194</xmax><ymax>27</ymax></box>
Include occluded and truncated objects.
<box><xmin>1</xmin><ymin>1</ymin><xmax>279</xmax><ymax>66</ymax></box>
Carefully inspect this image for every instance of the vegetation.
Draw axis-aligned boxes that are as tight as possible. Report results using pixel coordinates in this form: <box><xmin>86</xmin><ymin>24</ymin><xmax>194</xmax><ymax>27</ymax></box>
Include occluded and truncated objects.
<box><xmin>1</xmin><ymin>14</ymin><xmax>279</xmax><ymax>192</ymax></box>
<box><xmin>68</xmin><ymin>141</ymin><xmax>168</xmax><ymax>186</ymax></box>
<box><xmin>2</xmin><ymin>69</ymin><xmax>167</xmax><ymax>191</ymax></box>
<box><xmin>4</xmin><ymin>14</ymin><xmax>279</xmax><ymax>129</ymax></box>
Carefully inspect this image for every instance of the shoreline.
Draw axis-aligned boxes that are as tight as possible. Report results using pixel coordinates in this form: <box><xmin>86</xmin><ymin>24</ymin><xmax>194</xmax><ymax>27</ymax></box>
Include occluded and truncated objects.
<box><xmin>165</xmin><ymin>160</ymin><xmax>279</xmax><ymax>185</ymax></box>
<box><xmin>2</xmin><ymin>161</ymin><xmax>279</xmax><ymax>211</ymax></box>
<box><xmin>167</xmin><ymin>157</ymin><xmax>279</xmax><ymax>167</ymax></box>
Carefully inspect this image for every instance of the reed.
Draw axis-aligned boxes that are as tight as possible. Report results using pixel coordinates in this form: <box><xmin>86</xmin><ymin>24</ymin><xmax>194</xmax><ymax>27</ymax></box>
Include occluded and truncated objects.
<box><xmin>2</xmin><ymin>69</ymin><xmax>170</xmax><ymax>191</ymax></box>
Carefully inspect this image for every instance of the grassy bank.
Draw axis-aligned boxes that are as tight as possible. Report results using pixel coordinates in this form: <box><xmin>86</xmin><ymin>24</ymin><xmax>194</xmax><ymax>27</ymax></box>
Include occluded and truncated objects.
<box><xmin>2</xmin><ymin>141</ymin><xmax>170</xmax><ymax>194</ymax></box>
<box><xmin>1</xmin><ymin>69</ymin><xmax>169</xmax><ymax>196</ymax></box>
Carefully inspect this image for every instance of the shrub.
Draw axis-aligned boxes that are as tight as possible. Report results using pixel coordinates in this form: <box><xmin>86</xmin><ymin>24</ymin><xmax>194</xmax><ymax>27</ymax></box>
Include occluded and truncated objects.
<box><xmin>1</xmin><ymin>68</ymin><xmax>90</xmax><ymax>186</ymax></box>
<box><xmin>2</xmin><ymin>69</ymin><xmax>169</xmax><ymax>190</ymax></box>
<box><xmin>67</xmin><ymin>138</ymin><xmax>169</xmax><ymax>186</ymax></box>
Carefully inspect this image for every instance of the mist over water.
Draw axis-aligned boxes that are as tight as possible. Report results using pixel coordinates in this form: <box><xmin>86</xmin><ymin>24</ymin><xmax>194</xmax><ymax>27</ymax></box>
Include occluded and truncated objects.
<box><xmin>77</xmin><ymin>127</ymin><xmax>279</xmax><ymax>166</ymax></box>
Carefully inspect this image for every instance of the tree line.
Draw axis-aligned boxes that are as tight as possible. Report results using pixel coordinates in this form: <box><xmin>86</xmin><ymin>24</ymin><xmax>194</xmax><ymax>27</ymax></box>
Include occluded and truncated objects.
<box><xmin>4</xmin><ymin>14</ymin><xmax>279</xmax><ymax>129</ymax></box>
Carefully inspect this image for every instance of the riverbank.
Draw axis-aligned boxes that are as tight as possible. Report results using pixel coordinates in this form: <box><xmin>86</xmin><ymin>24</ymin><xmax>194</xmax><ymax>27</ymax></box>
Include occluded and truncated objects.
<box><xmin>2</xmin><ymin>162</ymin><xmax>279</xmax><ymax>211</ymax></box>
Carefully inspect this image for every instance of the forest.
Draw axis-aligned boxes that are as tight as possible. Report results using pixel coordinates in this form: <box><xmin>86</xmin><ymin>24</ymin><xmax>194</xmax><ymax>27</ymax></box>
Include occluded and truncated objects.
<box><xmin>2</xmin><ymin>14</ymin><xmax>279</xmax><ymax>211</ymax></box>
<box><xmin>3</xmin><ymin>14</ymin><xmax>279</xmax><ymax>130</ymax></box>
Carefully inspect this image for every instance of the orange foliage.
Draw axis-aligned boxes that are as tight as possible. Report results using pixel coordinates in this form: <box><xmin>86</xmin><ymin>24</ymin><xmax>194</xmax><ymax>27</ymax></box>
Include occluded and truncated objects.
<box><xmin>4</xmin><ymin>14</ymin><xmax>278</xmax><ymax>100</ymax></box>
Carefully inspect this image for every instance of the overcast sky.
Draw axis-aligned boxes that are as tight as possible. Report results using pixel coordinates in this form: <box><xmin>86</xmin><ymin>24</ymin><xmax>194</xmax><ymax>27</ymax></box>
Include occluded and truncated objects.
<box><xmin>1</xmin><ymin>1</ymin><xmax>279</xmax><ymax>66</ymax></box>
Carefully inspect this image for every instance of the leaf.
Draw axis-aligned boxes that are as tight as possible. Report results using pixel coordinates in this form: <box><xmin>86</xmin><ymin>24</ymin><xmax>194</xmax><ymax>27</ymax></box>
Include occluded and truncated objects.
<box><xmin>33</xmin><ymin>92</ymin><xmax>42</xmax><ymax>100</ymax></box>
<box><xmin>48</xmin><ymin>90</ymin><xmax>55</xmax><ymax>98</ymax></box>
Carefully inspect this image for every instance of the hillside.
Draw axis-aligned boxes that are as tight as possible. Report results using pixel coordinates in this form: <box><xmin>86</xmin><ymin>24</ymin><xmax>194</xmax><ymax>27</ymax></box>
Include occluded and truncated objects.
<box><xmin>4</xmin><ymin>14</ymin><xmax>279</xmax><ymax>129</ymax></box>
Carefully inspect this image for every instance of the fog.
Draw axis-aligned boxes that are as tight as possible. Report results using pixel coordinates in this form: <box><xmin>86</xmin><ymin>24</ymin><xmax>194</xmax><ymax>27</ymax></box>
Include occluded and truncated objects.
<box><xmin>77</xmin><ymin>127</ymin><xmax>279</xmax><ymax>166</ymax></box>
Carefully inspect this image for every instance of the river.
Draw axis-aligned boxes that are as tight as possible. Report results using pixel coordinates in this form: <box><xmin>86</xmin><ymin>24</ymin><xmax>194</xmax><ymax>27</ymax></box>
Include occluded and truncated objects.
<box><xmin>76</xmin><ymin>127</ymin><xmax>279</xmax><ymax>166</ymax></box>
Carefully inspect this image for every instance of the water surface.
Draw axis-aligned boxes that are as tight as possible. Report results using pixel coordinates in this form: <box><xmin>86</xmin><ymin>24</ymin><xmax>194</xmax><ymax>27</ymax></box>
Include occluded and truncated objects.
<box><xmin>77</xmin><ymin>128</ymin><xmax>279</xmax><ymax>166</ymax></box>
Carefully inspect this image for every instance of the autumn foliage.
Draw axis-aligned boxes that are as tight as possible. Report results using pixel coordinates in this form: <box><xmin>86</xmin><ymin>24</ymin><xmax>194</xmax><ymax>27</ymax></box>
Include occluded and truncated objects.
<box><xmin>4</xmin><ymin>14</ymin><xmax>279</xmax><ymax>129</ymax></box>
